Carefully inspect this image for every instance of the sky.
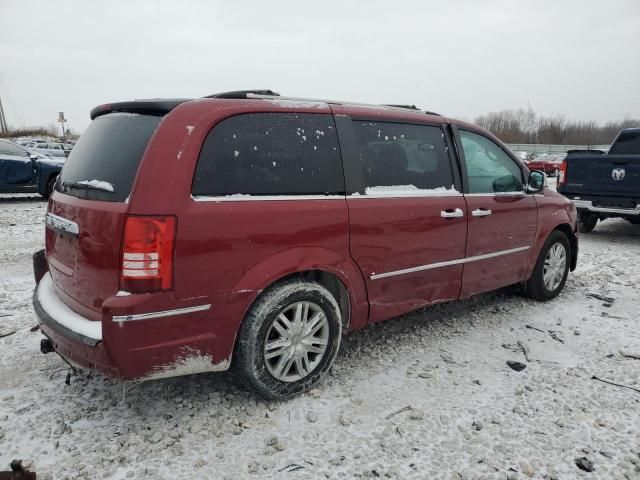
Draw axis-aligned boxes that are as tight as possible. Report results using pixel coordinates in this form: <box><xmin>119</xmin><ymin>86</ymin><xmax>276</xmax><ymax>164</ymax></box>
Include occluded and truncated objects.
<box><xmin>1</xmin><ymin>0</ymin><xmax>639</xmax><ymax>133</ymax></box>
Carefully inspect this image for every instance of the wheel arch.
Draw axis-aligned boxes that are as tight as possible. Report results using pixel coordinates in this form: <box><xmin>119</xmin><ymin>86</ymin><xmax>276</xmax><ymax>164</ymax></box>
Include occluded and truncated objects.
<box><xmin>229</xmin><ymin>246</ymin><xmax>369</xmax><ymax>333</ymax></box>
<box><xmin>553</xmin><ymin>223</ymin><xmax>578</xmax><ymax>271</ymax></box>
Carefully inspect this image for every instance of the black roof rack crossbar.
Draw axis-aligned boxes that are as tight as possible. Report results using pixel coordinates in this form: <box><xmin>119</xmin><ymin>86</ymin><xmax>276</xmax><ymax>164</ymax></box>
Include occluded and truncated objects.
<box><xmin>205</xmin><ymin>89</ymin><xmax>280</xmax><ymax>99</ymax></box>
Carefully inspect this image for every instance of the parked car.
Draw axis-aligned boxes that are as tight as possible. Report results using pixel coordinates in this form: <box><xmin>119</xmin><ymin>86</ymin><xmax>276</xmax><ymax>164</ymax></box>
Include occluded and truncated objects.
<box><xmin>558</xmin><ymin>128</ymin><xmax>640</xmax><ymax>232</ymax></box>
<box><xmin>31</xmin><ymin>142</ymin><xmax>68</xmax><ymax>158</ymax></box>
<box><xmin>33</xmin><ymin>91</ymin><xmax>578</xmax><ymax>399</ymax></box>
<box><xmin>0</xmin><ymin>139</ymin><xmax>64</xmax><ymax>198</ymax></box>
<box><xmin>513</xmin><ymin>150</ymin><xmax>529</xmax><ymax>161</ymax></box>
<box><xmin>527</xmin><ymin>154</ymin><xmax>565</xmax><ymax>177</ymax></box>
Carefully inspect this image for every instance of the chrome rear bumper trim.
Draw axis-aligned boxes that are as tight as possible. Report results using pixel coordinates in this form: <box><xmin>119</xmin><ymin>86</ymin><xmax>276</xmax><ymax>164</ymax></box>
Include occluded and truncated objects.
<box><xmin>572</xmin><ymin>200</ymin><xmax>640</xmax><ymax>216</ymax></box>
<box><xmin>112</xmin><ymin>304</ymin><xmax>211</xmax><ymax>322</ymax></box>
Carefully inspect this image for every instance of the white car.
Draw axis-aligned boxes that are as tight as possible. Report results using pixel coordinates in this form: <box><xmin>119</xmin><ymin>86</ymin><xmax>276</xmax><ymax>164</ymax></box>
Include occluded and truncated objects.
<box><xmin>31</xmin><ymin>142</ymin><xmax>67</xmax><ymax>158</ymax></box>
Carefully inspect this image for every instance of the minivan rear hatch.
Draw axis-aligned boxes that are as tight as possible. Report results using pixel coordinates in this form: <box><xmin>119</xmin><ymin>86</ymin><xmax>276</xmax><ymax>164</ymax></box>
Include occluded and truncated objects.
<box><xmin>46</xmin><ymin>112</ymin><xmax>162</xmax><ymax>316</ymax></box>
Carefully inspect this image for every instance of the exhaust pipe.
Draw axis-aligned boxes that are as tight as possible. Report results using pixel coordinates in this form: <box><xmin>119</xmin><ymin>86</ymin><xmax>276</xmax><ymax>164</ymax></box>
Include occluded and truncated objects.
<box><xmin>40</xmin><ymin>338</ymin><xmax>54</xmax><ymax>354</ymax></box>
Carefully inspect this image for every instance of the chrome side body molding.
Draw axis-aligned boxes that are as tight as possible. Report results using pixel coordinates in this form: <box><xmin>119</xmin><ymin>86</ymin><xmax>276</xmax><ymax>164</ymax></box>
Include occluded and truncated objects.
<box><xmin>370</xmin><ymin>246</ymin><xmax>530</xmax><ymax>280</ymax></box>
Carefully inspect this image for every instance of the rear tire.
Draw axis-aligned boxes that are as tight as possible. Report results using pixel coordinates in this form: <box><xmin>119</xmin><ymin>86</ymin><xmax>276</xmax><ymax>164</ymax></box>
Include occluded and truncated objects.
<box><xmin>524</xmin><ymin>230</ymin><xmax>571</xmax><ymax>301</ymax></box>
<box><xmin>234</xmin><ymin>279</ymin><xmax>342</xmax><ymax>399</ymax></box>
<box><xmin>578</xmin><ymin>212</ymin><xmax>598</xmax><ymax>233</ymax></box>
<box><xmin>43</xmin><ymin>175</ymin><xmax>57</xmax><ymax>199</ymax></box>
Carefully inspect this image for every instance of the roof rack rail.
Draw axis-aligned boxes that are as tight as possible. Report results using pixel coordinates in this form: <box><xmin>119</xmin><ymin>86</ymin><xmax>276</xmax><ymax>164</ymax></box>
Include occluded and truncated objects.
<box><xmin>205</xmin><ymin>89</ymin><xmax>280</xmax><ymax>99</ymax></box>
<box><xmin>384</xmin><ymin>104</ymin><xmax>419</xmax><ymax>110</ymax></box>
<box><xmin>383</xmin><ymin>104</ymin><xmax>441</xmax><ymax>116</ymax></box>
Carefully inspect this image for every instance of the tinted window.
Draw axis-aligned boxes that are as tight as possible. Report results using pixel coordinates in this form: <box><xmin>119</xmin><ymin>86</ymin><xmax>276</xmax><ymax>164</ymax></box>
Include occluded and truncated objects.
<box><xmin>609</xmin><ymin>131</ymin><xmax>640</xmax><ymax>155</ymax></box>
<box><xmin>349</xmin><ymin>121</ymin><xmax>453</xmax><ymax>195</ymax></box>
<box><xmin>0</xmin><ymin>141</ymin><xmax>28</xmax><ymax>157</ymax></box>
<box><xmin>58</xmin><ymin>113</ymin><xmax>161</xmax><ymax>201</ymax></box>
<box><xmin>192</xmin><ymin>113</ymin><xmax>343</xmax><ymax>196</ymax></box>
<box><xmin>459</xmin><ymin>130</ymin><xmax>523</xmax><ymax>194</ymax></box>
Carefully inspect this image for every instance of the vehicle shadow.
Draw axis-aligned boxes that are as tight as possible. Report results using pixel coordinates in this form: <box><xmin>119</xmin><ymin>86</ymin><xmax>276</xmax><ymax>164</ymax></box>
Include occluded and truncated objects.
<box><xmin>80</xmin><ymin>286</ymin><xmax>524</xmax><ymax>413</ymax></box>
<box><xmin>0</xmin><ymin>195</ymin><xmax>46</xmax><ymax>204</ymax></box>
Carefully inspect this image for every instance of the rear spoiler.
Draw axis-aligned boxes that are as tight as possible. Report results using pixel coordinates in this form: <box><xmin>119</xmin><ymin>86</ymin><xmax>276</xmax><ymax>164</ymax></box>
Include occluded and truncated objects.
<box><xmin>90</xmin><ymin>99</ymin><xmax>190</xmax><ymax>120</ymax></box>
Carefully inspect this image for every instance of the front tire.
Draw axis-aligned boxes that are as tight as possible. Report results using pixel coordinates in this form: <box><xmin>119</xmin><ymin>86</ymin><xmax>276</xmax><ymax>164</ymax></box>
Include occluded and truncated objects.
<box><xmin>525</xmin><ymin>230</ymin><xmax>571</xmax><ymax>301</ymax></box>
<box><xmin>234</xmin><ymin>279</ymin><xmax>342</xmax><ymax>399</ymax></box>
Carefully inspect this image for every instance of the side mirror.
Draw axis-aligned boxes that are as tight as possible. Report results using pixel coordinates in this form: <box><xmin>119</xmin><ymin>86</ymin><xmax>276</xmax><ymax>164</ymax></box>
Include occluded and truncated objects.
<box><xmin>527</xmin><ymin>170</ymin><xmax>546</xmax><ymax>193</ymax></box>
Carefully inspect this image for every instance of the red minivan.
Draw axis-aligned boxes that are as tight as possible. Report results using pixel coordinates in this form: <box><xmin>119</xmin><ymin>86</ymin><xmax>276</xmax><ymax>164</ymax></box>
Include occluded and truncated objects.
<box><xmin>33</xmin><ymin>91</ymin><xmax>578</xmax><ymax>398</ymax></box>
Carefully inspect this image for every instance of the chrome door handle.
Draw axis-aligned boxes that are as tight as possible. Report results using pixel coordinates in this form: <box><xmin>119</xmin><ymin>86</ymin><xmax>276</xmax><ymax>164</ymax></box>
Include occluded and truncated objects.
<box><xmin>440</xmin><ymin>208</ymin><xmax>464</xmax><ymax>218</ymax></box>
<box><xmin>472</xmin><ymin>208</ymin><xmax>492</xmax><ymax>217</ymax></box>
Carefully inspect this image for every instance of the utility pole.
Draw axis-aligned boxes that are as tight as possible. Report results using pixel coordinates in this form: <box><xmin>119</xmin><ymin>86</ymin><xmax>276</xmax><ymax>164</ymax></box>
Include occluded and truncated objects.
<box><xmin>0</xmin><ymin>96</ymin><xmax>8</xmax><ymax>134</ymax></box>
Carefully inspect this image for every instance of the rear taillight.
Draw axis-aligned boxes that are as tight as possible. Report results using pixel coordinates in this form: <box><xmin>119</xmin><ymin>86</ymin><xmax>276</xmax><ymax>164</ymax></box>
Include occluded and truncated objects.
<box><xmin>121</xmin><ymin>216</ymin><xmax>176</xmax><ymax>293</ymax></box>
<box><xmin>558</xmin><ymin>159</ymin><xmax>567</xmax><ymax>185</ymax></box>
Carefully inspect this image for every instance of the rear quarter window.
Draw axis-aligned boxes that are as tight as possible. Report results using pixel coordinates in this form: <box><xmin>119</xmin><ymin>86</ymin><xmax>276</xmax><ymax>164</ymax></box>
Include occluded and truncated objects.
<box><xmin>192</xmin><ymin>113</ymin><xmax>344</xmax><ymax>197</ymax></box>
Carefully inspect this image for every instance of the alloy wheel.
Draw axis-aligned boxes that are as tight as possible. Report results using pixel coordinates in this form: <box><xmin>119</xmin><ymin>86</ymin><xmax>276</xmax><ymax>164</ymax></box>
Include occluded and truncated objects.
<box><xmin>263</xmin><ymin>301</ymin><xmax>329</xmax><ymax>382</ymax></box>
<box><xmin>543</xmin><ymin>243</ymin><xmax>567</xmax><ymax>291</ymax></box>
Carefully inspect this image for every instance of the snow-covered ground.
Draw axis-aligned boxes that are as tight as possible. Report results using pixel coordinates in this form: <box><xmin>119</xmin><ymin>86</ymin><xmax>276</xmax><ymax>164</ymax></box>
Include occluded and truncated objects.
<box><xmin>0</xmin><ymin>192</ymin><xmax>639</xmax><ymax>480</ymax></box>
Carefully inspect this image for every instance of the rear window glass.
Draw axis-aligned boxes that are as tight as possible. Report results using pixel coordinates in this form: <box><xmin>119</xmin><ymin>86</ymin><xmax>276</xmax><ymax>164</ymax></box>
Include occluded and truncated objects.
<box><xmin>192</xmin><ymin>113</ymin><xmax>344</xmax><ymax>197</ymax></box>
<box><xmin>609</xmin><ymin>131</ymin><xmax>640</xmax><ymax>155</ymax></box>
<box><xmin>57</xmin><ymin>113</ymin><xmax>161</xmax><ymax>201</ymax></box>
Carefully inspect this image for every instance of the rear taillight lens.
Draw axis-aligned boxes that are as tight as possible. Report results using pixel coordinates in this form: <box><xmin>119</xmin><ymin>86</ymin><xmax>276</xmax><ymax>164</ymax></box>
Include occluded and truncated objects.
<box><xmin>121</xmin><ymin>216</ymin><xmax>176</xmax><ymax>293</ymax></box>
<box><xmin>558</xmin><ymin>159</ymin><xmax>567</xmax><ymax>185</ymax></box>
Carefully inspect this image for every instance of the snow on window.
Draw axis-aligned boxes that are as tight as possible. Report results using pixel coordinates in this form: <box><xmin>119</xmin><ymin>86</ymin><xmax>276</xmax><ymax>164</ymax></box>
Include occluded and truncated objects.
<box><xmin>364</xmin><ymin>185</ymin><xmax>460</xmax><ymax>197</ymax></box>
<box><xmin>76</xmin><ymin>179</ymin><xmax>115</xmax><ymax>192</ymax></box>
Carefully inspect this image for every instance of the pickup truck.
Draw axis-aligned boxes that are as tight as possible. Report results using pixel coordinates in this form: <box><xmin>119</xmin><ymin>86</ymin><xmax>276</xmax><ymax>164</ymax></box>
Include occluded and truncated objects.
<box><xmin>558</xmin><ymin>128</ymin><xmax>640</xmax><ymax>232</ymax></box>
<box><xmin>0</xmin><ymin>139</ymin><xmax>64</xmax><ymax>198</ymax></box>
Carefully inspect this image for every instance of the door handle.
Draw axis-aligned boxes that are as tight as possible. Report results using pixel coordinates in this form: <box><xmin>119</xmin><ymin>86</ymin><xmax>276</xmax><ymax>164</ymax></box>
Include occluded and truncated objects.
<box><xmin>440</xmin><ymin>208</ymin><xmax>464</xmax><ymax>219</ymax></box>
<box><xmin>471</xmin><ymin>208</ymin><xmax>492</xmax><ymax>217</ymax></box>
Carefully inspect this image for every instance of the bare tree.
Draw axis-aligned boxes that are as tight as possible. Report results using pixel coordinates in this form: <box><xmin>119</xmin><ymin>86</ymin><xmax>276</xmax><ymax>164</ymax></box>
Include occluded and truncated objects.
<box><xmin>474</xmin><ymin>109</ymin><xmax>639</xmax><ymax>145</ymax></box>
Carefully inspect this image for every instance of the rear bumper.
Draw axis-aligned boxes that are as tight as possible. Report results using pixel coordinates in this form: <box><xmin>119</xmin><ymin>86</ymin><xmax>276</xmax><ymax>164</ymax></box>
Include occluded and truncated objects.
<box><xmin>32</xmin><ymin>249</ymin><xmax>243</xmax><ymax>380</ymax></box>
<box><xmin>573</xmin><ymin>199</ymin><xmax>640</xmax><ymax>216</ymax></box>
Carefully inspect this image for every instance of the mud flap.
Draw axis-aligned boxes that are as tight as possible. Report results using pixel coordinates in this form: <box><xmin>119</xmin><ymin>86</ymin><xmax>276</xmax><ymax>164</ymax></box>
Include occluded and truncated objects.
<box><xmin>33</xmin><ymin>249</ymin><xmax>47</xmax><ymax>284</ymax></box>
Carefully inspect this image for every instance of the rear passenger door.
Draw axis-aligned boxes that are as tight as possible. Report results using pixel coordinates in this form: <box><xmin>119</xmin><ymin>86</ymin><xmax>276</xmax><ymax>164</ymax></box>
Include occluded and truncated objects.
<box><xmin>334</xmin><ymin>112</ymin><xmax>467</xmax><ymax>323</ymax></box>
<box><xmin>454</xmin><ymin>128</ymin><xmax>538</xmax><ymax>297</ymax></box>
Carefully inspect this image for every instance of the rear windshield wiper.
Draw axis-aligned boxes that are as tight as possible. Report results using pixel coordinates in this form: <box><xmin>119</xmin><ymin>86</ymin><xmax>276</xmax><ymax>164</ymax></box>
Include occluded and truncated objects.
<box><xmin>62</xmin><ymin>180</ymin><xmax>115</xmax><ymax>193</ymax></box>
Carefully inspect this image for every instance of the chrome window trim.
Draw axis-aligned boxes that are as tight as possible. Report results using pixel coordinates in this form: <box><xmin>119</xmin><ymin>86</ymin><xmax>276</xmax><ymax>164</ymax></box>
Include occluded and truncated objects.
<box><xmin>112</xmin><ymin>304</ymin><xmax>211</xmax><ymax>322</ymax></box>
<box><xmin>191</xmin><ymin>194</ymin><xmax>345</xmax><ymax>202</ymax></box>
<box><xmin>370</xmin><ymin>246</ymin><xmax>530</xmax><ymax>280</ymax></box>
<box><xmin>348</xmin><ymin>191</ymin><xmax>463</xmax><ymax>199</ymax></box>
<box><xmin>192</xmin><ymin>192</ymin><xmax>467</xmax><ymax>201</ymax></box>
<box><xmin>464</xmin><ymin>191</ymin><xmax>526</xmax><ymax>197</ymax></box>
<box><xmin>45</xmin><ymin>212</ymin><xmax>79</xmax><ymax>237</ymax></box>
